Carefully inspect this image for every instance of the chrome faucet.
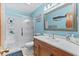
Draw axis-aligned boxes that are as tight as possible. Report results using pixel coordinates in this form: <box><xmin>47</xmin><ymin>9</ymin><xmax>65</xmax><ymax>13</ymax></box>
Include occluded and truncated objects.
<box><xmin>52</xmin><ymin>34</ymin><xmax>54</xmax><ymax>39</ymax></box>
<box><xmin>66</xmin><ymin>33</ymin><xmax>72</xmax><ymax>41</ymax></box>
<box><xmin>66</xmin><ymin>35</ymin><xmax>70</xmax><ymax>41</ymax></box>
<box><xmin>48</xmin><ymin>34</ymin><xmax>55</xmax><ymax>39</ymax></box>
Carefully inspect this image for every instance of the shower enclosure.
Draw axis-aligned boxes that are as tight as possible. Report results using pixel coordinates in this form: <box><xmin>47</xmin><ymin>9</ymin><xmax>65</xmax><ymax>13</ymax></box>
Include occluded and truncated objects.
<box><xmin>4</xmin><ymin>16</ymin><xmax>33</xmax><ymax>50</ymax></box>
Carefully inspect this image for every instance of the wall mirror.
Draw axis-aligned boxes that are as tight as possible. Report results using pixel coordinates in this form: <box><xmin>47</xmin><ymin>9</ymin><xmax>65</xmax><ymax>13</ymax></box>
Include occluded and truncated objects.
<box><xmin>44</xmin><ymin>3</ymin><xmax>77</xmax><ymax>31</ymax></box>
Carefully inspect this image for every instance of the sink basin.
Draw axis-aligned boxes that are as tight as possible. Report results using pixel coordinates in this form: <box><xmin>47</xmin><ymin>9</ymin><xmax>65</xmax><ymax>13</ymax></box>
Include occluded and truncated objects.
<box><xmin>39</xmin><ymin>35</ymin><xmax>52</xmax><ymax>39</ymax></box>
<box><xmin>38</xmin><ymin>35</ymin><xmax>61</xmax><ymax>43</ymax></box>
<box><xmin>49</xmin><ymin>38</ymin><xmax>60</xmax><ymax>42</ymax></box>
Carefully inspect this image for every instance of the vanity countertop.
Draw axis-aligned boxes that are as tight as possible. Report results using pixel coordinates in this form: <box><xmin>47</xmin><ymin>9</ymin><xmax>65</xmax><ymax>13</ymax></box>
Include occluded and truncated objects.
<box><xmin>34</xmin><ymin>35</ymin><xmax>79</xmax><ymax>56</ymax></box>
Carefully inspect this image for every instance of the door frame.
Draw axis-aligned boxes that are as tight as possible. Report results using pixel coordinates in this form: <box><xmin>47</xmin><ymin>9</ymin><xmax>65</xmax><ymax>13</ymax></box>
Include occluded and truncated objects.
<box><xmin>0</xmin><ymin>3</ymin><xmax>4</xmax><ymax>49</ymax></box>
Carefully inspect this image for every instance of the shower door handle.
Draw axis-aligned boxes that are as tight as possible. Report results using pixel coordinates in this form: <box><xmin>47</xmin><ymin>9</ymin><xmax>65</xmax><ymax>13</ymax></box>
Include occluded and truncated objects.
<box><xmin>21</xmin><ymin>28</ymin><xmax>23</xmax><ymax>36</ymax></box>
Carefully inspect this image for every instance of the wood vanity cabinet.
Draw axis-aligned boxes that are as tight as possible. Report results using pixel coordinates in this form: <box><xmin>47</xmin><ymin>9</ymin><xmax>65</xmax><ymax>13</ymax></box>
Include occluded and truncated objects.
<box><xmin>34</xmin><ymin>38</ymin><xmax>73</xmax><ymax>56</ymax></box>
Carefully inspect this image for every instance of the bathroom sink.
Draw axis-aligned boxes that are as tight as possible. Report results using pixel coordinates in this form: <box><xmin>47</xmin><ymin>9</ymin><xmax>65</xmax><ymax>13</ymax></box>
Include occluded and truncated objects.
<box><xmin>44</xmin><ymin>36</ymin><xmax>62</xmax><ymax>42</ymax></box>
<box><xmin>36</xmin><ymin>36</ymin><xmax>72</xmax><ymax>49</ymax></box>
<box><xmin>34</xmin><ymin>35</ymin><xmax>71</xmax><ymax>46</ymax></box>
<box><xmin>37</xmin><ymin>35</ymin><xmax>61</xmax><ymax>43</ymax></box>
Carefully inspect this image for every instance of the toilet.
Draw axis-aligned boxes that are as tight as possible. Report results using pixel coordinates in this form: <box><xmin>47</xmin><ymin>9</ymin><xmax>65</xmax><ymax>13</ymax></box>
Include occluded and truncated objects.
<box><xmin>24</xmin><ymin>41</ymin><xmax>34</xmax><ymax>48</ymax></box>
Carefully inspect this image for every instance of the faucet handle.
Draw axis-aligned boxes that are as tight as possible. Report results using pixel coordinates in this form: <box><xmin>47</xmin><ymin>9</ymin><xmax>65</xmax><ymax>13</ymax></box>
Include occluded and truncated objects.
<box><xmin>66</xmin><ymin>33</ymin><xmax>72</xmax><ymax>37</ymax></box>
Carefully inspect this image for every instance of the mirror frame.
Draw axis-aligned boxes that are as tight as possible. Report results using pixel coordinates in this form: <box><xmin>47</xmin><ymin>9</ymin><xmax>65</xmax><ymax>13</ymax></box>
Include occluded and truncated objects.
<box><xmin>44</xmin><ymin>3</ymin><xmax>77</xmax><ymax>31</ymax></box>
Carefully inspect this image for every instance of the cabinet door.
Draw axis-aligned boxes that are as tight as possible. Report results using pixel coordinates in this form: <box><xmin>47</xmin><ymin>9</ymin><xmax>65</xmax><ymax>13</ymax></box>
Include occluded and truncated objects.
<box><xmin>34</xmin><ymin>44</ymin><xmax>40</xmax><ymax>56</ymax></box>
<box><xmin>34</xmin><ymin>39</ymin><xmax>40</xmax><ymax>56</ymax></box>
<box><xmin>39</xmin><ymin>45</ymin><xmax>54</xmax><ymax>56</ymax></box>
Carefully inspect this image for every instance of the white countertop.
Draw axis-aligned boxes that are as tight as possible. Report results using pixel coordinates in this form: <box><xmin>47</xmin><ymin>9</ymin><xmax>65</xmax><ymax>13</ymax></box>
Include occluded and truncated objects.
<box><xmin>34</xmin><ymin>35</ymin><xmax>79</xmax><ymax>56</ymax></box>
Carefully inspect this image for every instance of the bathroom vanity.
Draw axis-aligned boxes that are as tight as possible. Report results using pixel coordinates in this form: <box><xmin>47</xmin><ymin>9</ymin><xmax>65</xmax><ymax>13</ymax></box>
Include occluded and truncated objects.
<box><xmin>34</xmin><ymin>38</ymin><xmax>72</xmax><ymax>56</ymax></box>
<box><xmin>34</xmin><ymin>36</ymin><xmax>79</xmax><ymax>56</ymax></box>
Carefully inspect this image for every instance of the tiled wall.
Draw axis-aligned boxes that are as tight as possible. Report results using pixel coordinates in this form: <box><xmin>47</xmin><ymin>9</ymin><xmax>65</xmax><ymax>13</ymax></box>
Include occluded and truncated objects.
<box><xmin>31</xmin><ymin>3</ymin><xmax>79</xmax><ymax>37</ymax></box>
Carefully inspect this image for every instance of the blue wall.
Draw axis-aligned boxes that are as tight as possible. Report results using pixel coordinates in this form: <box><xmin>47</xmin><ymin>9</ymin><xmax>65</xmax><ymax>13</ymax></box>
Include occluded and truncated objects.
<box><xmin>31</xmin><ymin>4</ymin><xmax>79</xmax><ymax>36</ymax></box>
<box><xmin>31</xmin><ymin>4</ymin><xmax>45</xmax><ymax>33</ymax></box>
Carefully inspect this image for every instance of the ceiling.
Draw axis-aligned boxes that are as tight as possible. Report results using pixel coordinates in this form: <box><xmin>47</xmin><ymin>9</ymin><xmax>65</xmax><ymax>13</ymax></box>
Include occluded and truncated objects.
<box><xmin>5</xmin><ymin>3</ymin><xmax>42</xmax><ymax>15</ymax></box>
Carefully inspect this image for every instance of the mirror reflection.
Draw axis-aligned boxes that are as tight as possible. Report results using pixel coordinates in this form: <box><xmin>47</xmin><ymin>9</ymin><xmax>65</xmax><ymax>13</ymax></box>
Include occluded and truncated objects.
<box><xmin>44</xmin><ymin>3</ymin><xmax>77</xmax><ymax>31</ymax></box>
